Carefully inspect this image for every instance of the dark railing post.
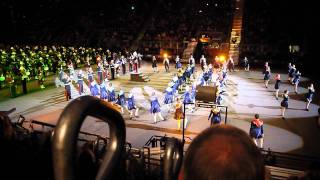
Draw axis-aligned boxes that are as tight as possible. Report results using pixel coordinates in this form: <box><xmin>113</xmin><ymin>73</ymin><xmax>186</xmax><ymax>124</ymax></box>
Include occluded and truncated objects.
<box><xmin>52</xmin><ymin>96</ymin><xmax>126</xmax><ymax>180</ymax></box>
<box><xmin>182</xmin><ymin>102</ymin><xmax>186</xmax><ymax>144</ymax></box>
<box><xmin>225</xmin><ymin>106</ymin><xmax>228</xmax><ymax>124</ymax></box>
<box><xmin>163</xmin><ymin>137</ymin><xmax>183</xmax><ymax>180</ymax></box>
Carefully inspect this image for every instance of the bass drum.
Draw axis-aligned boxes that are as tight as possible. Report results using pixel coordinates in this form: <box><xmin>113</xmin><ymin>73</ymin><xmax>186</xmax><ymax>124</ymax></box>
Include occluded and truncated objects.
<box><xmin>195</xmin><ymin>86</ymin><xmax>217</xmax><ymax>103</ymax></box>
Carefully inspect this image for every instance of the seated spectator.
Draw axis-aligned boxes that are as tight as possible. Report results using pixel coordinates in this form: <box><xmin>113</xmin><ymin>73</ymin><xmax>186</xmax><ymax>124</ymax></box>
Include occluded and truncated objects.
<box><xmin>181</xmin><ymin>125</ymin><xmax>268</xmax><ymax>180</ymax></box>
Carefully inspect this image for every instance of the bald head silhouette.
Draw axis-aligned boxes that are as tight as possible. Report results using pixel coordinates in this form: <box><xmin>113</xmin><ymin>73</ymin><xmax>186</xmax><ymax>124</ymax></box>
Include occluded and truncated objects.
<box><xmin>182</xmin><ymin>125</ymin><xmax>265</xmax><ymax>180</ymax></box>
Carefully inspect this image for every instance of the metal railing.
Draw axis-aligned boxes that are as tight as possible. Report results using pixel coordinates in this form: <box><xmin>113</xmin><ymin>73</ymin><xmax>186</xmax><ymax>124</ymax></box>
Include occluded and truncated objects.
<box><xmin>262</xmin><ymin>148</ymin><xmax>320</xmax><ymax>171</ymax></box>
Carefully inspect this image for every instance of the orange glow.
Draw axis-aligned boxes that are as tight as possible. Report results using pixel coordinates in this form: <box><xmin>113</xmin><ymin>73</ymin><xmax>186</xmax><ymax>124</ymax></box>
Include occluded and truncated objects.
<box><xmin>163</xmin><ymin>53</ymin><xmax>168</xmax><ymax>58</ymax></box>
<box><xmin>219</xmin><ymin>55</ymin><xmax>226</xmax><ymax>63</ymax></box>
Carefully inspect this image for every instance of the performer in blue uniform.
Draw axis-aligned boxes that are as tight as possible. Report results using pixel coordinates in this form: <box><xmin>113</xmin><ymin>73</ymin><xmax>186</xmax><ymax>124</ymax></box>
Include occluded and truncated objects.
<box><xmin>183</xmin><ymin>86</ymin><xmax>192</xmax><ymax>104</ymax></box>
<box><xmin>280</xmin><ymin>90</ymin><xmax>289</xmax><ymax>119</ymax></box>
<box><xmin>97</xmin><ymin>62</ymin><xmax>103</xmax><ymax>84</ymax></box>
<box><xmin>216</xmin><ymin>88</ymin><xmax>223</xmax><ymax>105</ymax></box>
<box><xmin>107</xmin><ymin>82</ymin><xmax>116</xmax><ymax>102</ymax></box>
<box><xmin>227</xmin><ymin>56</ymin><xmax>235</xmax><ymax>72</ymax></box>
<box><xmin>62</xmin><ymin>74</ymin><xmax>72</xmax><ymax>101</ymax></box>
<box><xmin>249</xmin><ymin>114</ymin><xmax>264</xmax><ymax>148</ymax></box>
<box><xmin>87</xmin><ymin>67</ymin><xmax>94</xmax><ymax>83</ymax></box>
<box><xmin>189</xmin><ymin>55</ymin><xmax>195</xmax><ymax>74</ymax></box>
<box><xmin>263</xmin><ymin>65</ymin><xmax>271</xmax><ymax>88</ymax></box>
<box><xmin>243</xmin><ymin>57</ymin><xmax>249</xmax><ymax>71</ymax></box>
<box><xmin>77</xmin><ymin>70</ymin><xmax>84</xmax><ymax>95</ymax></box>
<box><xmin>68</xmin><ymin>62</ymin><xmax>75</xmax><ymax>79</ymax></box>
<box><xmin>127</xmin><ymin>92</ymin><xmax>139</xmax><ymax>119</ymax></box>
<box><xmin>183</xmin><ymin>65</ymin><xmax>192</xmax><ymax>84</ymax></box>
<box><xmin>203</xmin><ymin>69</ymin><xmax>210</xmax><ymax>85</ymax></box>
<box><xmin>163</xmin><ymin>56</ymin><xmax>170</xmax><ymax>72</ymax></box>
<box><xmin>90</xmin><ymin>81</ymin><xmax>100</xmax><ymax>97</ymax></box>
<box><xmin>197</xmin><ymin>73</ymin><xmax>205</xmax><ymax>86</ymax></box>
<box><xmin>199</xmin><ymin>55</ymin><xmax>207</xmax><ymax>71</ymax></box>
<box><xmin>164</xmin><ymin>85</ymin><xmax>174</xmax><ymax>110</ymax></box>
<box><xmin>175</xmin><ymin>55</ymin><xmax>182</xmax><ymax>69</ymax></box>
<box><xmin>306</xmin><ymin>83</ymin><xmax>315</xmax><ymax>111</ymax></box>
<box><xmin>121</xmin><ymin>56</ymin><xmax>127</xmax><ymax>75</ymax></box>
<box><xmin>191</xmin><ymin>83</ymin><xmax>197</xmax><ymax>100</ymax></box>
<box><xmin>116</xmin><ymin>89</ymin><xmax>126</xmax><ymax>114</ymax></box>
<box><xmin>183</xmin><ymin>85</ymin><xmax>195</xmax><ymax>113</ymax></box>
<box><xmin>288</xmin><ymin>64</ymin><xmax>295</xmax><ymax>83</ymax></box>
<box><xmin>274</xmin><ymin>74</ymin><xmax>281</xmax><ymax>100</ymax></box>
<box><xmin>172</xmin><ymin>75</ymin><xmax>179</xmax><ymax>95</ymax></box>
<box><xmin>99</xmin><ymin>82</ymin><xmax>108</xmax><ymax>101</ymax></box>
<box><xmin>150</xmin><ymin>92</ymin><xmax>164</xmax><ymax>123</ymax></box>
<box><xmin>292</xmin><ymin>70</ymin><xmax>301</xmax><ymax>94</ymax></box>
<box><xmin>287</xmin><ymin>63</ymin><xmax>293</xmax><ymax>82</ymax></box>
<box><xmin>59</xmin><ymin>66</ymin><xmax>64</xmax><ymax>81</ymax></box>
<box><xmin>152</xmin><ymin>56</ymin><xmax>158</xmax><ymax>72</ymax></box>
<box><xmin>208</xmin><ymin>105</ymin><xmax>221</xmax><ymax>125</ymax></box>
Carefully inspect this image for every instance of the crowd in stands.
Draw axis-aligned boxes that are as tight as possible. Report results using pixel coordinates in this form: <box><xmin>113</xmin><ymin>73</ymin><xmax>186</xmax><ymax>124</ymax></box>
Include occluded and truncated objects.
<box><xmin>140</xmin><ymin>0</ymin><xmax>233</xmax><ymax>56</ymax></box>
<box><xmin>1</xmin><ymin>0</ymin><xmax>234</xmax><ymax>59</ymax></box>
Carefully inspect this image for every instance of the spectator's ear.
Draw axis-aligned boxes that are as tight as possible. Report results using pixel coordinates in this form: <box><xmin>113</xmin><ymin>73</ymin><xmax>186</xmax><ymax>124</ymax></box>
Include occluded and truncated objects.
<box><xmin>265</xmin><ymin>166</ymin><xmax>271</xmax><ymax>180</ymax></box>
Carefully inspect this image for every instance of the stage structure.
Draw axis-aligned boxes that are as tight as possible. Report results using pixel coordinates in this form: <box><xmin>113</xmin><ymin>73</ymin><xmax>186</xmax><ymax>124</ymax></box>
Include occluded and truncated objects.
<box><xmin>130</xmin><ymin>72</ymin><xmax>150</xmax><ymax>82</ymax></box>
<box><xmin>181</xmin><ymin>85</ymin><xmax>228</xmax><ymax>144</ymax></box>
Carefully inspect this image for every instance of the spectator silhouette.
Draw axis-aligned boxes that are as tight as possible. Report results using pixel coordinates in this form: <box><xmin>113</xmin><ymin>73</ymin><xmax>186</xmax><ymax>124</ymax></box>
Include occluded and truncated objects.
<box><xmin>181</xmin><ymin>125</ymin><xmax>268</xmax><ymax>180</ymax></box>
